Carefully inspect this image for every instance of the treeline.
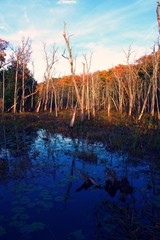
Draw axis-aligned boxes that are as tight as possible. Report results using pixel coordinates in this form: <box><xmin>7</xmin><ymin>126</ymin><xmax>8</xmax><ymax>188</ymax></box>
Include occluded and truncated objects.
<box><xmin>0</xmin><ymin>31</ymin><xmax>160</xmax><ymax>125</ymax></box>
<box><xmin>0</xmin><ymin>37</ymin><xmax>37</xmax><ymax>113</ymax></box>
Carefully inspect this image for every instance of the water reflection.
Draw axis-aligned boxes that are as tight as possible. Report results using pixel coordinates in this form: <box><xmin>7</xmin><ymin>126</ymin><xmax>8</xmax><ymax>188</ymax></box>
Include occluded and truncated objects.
<box><xmin>0</xmin><ymin>128</ymin><xmax>159</xmax><ymax>240</ymax></box>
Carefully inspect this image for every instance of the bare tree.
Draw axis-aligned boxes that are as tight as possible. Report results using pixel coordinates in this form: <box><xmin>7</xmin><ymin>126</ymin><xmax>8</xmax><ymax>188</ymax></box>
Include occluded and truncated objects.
<box><xmin>91</xmin><ymin>74</ymin><xmax>96</xmax><ymax>117</ymax></box>
<box><xmin>9</xmin><ymin>41</ymin><xmax>37</xmax><ymax>113</ymax></box>
<box><xmin>0</xmin><ymin>39</ymin><xmax>9</xmax><ymax>113</ymax></box>
<box><xmin>81</xmin><ymin>63</ymin><xmax>85</xmax><ymax>121</ymax></box>
<box><xmin>63</xmin><ymin>22</ymin><xmax>84</xmax><ymax>126</ymax></box>
<box><xmin>18</xmin><ymin>37</ymin><xmax>32</xmax><ymax>112</ymax></box>
<box><xmin>14</xmin><ymin>58</ymin><xmax>19</xmax><ymax>114</ymax></box>
<box><xmin>150</xmin><ymin>50</ymin><xmax>160</xmax><ymax>118</ymax></box>
<box><xmin>31</xmin><ymin>61</ymin><xmax>35</xmax><ymax>110</ymax></box>
<box><xmin>1</xmin><ymin>66</ymin><xmax>5</xmax><ymax>114</ymax></box>
<box><xmin>35</xmin><ymin>83</ymin><xmax>44</xmax><ymax>113</ymax></box>
<box><xmin>138</xmin><ymin>50</ymin><xmax>160</xmax><ymax>120</ymax></box>
<box><xmin>83</xmin><ymin>52</ymin><xmax>93</xmax><ymax>120</ymax></box>
<box><xmin>43</xmin><ymin>42</ymin><xmax>58</xmax><ymax>113</ymax></box>
<box><xmin>51</xmin><ymin>79</ymin><xmax>58</xmax><ymax>116</ymax></box>
<box><xmin>9</xmin><ymin>46</ymin><xmax>20</xmax><ymax>114</ymax></box>
<box><xmin>123</xmin><ymin>47</ymin><xmax>137</xmax><ymax>116</ymax></box>
<box><xmin>113</xmin><ymin>67</ymin><xmax>124</xmax><ymax>114</ymax></box>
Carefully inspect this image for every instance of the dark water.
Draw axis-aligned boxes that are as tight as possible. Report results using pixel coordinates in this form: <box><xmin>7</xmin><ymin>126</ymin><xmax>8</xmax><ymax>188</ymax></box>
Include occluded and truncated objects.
<box><xmin>0</xmin><ymin>128</ymin><xmax>160</xmax><ymax>240</ymax></box>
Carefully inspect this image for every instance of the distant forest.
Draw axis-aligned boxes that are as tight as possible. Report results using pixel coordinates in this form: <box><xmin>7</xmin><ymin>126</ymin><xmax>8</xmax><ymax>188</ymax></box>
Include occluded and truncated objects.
<box><xmin>0</xmin><ymin>30</ymin><xmax>160</xmax><ymax>124</ymax></box>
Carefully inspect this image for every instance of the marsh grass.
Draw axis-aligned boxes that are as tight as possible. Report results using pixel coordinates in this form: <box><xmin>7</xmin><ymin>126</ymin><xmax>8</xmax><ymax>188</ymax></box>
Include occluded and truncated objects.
<box><xmin>0</xmin><ymin>111</ymin><xmax>159</xmax><ymax>158</ymax></box>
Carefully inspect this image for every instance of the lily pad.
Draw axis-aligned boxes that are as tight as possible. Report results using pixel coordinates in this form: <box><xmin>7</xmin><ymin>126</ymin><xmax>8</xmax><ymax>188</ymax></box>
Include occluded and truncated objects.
<box><xmin>26</xmin><ymin>202</ymin><xmax>36</xmax><ymax>208</ymax></box>
<box><xmin>70</xmin><ymin>229</ymin><xmax>85</xmax><ymax>240</ymax></box>
<box><xmin>69</xmin><ymin>175</ymin><xmax>77</xmax><ymax>180</ymax></box>
<box><xmin>40</xmin><ymin>189</ymin><xmax>50</xmax><ymax>195</ymax></box>
<box><xmin>31</xmin><ymin>222</ymin><xmax>46</xmax><ymax>230</ymax></box>
<box><xmin>10</xmin><ymin>220</ymin><xmax>25</xmax><ymax>228</ymax></box>
<box><xmin>12</xmin><ymin>207</ymin><xmax>26</xmax><ymax>213</ymax></box>
<box><xmin>103</xmin><ymin>223</ymin><xmax>116</xmax><ymax>233</ymax></box>
<box><xmin>42</xmin><ymin>194</ymin><xmax>53</xmax><ymax>201</ymax></box>
<box><xmin>19</xmin><ymin>197</ymin><xmax>31</xmax><ymax>204</ymax></box>
<box><xmin>12</xmin><ymin>213</ymin><xmax>29</xmax><ymax>221</ymax></box>
<box><xmin>0</xmin><ymin>226</ymin><xmax>6</xmax><ymax>236</ymax></box>
<box><xmin>20</xmin><ymin>224</ymin><xmax>33</xmax><ymax>233</ymax></box>
<box><xmin>155</xmin><ymin>195</ymin><xmax>160</xmax><ymax>204</ymax></box>
<box><xmin>43</xmin><ymin>202</ymin><xmax>53</xmax><ymax>209</ymax></box>
<box><xmin>54</xmin><ymin>196</ymin><xmax>64</xmax><ymax>202</ymax></box>
<box><xmin>0</xmin><ymin>215</ymin><xmax>5</xmax><ymax>221</ymax></box>
<box><xmin>20</xmin><ymin>222</ymin><xmax>45</xmax><ymax>233</ymax></box>
<box><xmin>58</xmin><ymin>180</ymin><xmax>67</xmax><ymax>186</ymax></box>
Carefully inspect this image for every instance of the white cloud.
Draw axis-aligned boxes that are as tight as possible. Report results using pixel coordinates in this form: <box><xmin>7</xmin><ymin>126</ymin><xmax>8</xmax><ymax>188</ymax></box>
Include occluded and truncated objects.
<box><xmin>76</xmin><ymin>45</ymin><xmax>125</xmax><ymax>73</ymax></box>
<box><xmin>71</xmin><ymin>43</ymin><xmax>153</xmax><ymax>76</ymax></box>
<box><xmin>0</xmin><ymin>25</ymin><xmax>6</xmax><ymax>30</ymax></box>
<box><xmin>0</xmin><ymin>13</ymin><xmax>8</xmax><ymax>32</ymax></box>
<box><xmin>23</xmin><ymin>9</ymin><xmax>30</xmax><ymax>24</ymax></box>
<box><xmin>2</xmin><ymin>0</ymin><xmax>155</xmax><ymax>83</ymax></box>
<box><xmin>4</xmin><ymin>27</ymin><xmax>54</xmax><ymax>44</ymax></box>
<box><xmin>57</xmin><ymin>0</ymin><xmax>77</xmax><ymax>5</ymax></box>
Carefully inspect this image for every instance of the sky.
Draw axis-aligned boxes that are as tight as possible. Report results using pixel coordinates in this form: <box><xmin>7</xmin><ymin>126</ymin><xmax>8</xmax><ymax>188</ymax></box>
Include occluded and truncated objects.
<box><xmin>0</xmin><ymin>0</ymin><xmax>159</xmax><ymax>82</ymax></box>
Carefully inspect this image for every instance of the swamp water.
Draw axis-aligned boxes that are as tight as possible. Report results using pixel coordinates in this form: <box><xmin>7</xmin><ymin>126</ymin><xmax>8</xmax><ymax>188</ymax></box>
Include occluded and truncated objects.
<box><xmin>0</xmin><ymin>128</ymin><xmax>160</xmax><ymax>240</ymax></box>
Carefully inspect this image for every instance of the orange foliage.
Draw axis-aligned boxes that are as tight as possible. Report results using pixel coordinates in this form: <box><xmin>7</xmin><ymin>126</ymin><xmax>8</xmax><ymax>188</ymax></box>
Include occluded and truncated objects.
<box><xmin>57</xmin><ymin>75</ymin><xmax>82</xmax><ymax>88</ymax></box>
<box><xmin>57</xmin><ymin>75</ymin><xmax>73</xmax><ymax>87</ymax></box>
<box><xmin>36</xmin><ymin>82</ymin><xmax>44</xmax><ymax>94</ymax></box>
<box><xmin>114</xmin><ymin>64</ymin><xmax>127</xmax><ymax>76</ymax></box>
<box><xmin>97</xmin><ymin>69</ymin><xmax>114</xmax><ymax>83</ymax></box>
<box><xmin>135</xmin><ymin>54</ymin><xmax>153</xmax><ymax>66</ymax></box>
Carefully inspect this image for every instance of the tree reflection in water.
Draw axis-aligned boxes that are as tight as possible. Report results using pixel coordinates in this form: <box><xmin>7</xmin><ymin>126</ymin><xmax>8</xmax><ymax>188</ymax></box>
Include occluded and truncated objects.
<box><xmin>0</xmin><ymin>127</ymin><xmax>159</xmax><ymax>240</ymax></box>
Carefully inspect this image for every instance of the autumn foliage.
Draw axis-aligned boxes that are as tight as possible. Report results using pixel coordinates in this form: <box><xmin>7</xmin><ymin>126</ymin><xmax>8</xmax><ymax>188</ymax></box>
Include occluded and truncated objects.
<box><xmin>0</xmin><ymin>35</ymin><xmax>160</xmax><ymax>121</ymax></box>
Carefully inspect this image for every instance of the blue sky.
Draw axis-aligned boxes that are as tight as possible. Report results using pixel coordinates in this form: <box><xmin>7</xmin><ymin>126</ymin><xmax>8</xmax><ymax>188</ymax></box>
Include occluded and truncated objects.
<box><xmin>0</xmin><ymin>0</ymin><xmax>158</xmax><ymax>82</ymax></box>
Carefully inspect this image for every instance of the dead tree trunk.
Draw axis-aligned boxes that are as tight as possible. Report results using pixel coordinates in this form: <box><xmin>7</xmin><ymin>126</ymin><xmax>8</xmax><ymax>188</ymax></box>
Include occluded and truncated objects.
<box><xmin>43</xmin><ymin>42</ymin><xmax>58</xmax><ymax>112</ymax></box>
<box><xmin>63</xmin><ymin>22</ymin><xmax>83</xmax><ymax>126</ymax></box>
<box><xmin>83</xmin><ymin>53</ymin><xmax>93</xmax><ymax>120</ymax></box>
<box><xmin>14</xmin><ymin>60</ymin><xmax>19</xmax><ymax>114</ymax></box>
<box><xmin>138</xmin><ymin>70</ymin><xmax>155</xmax><ymax>120</ymax></box>
<box><xmin>91</xmin><ymin>74</ymin><xmax>96</xmax><ymax>117</ymax></box>
<box><xmin>2</xmin><ymin>68</ymin><xmax>5</xmax><ymax>114</ymax></box>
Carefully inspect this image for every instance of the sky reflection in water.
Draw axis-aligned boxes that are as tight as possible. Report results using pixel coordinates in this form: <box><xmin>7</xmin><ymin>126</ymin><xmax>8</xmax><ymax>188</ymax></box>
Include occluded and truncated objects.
<box><xmin>0</xmin><ymin>129</ymin><xmax>160</xmax><ymax>240</ymax></box>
